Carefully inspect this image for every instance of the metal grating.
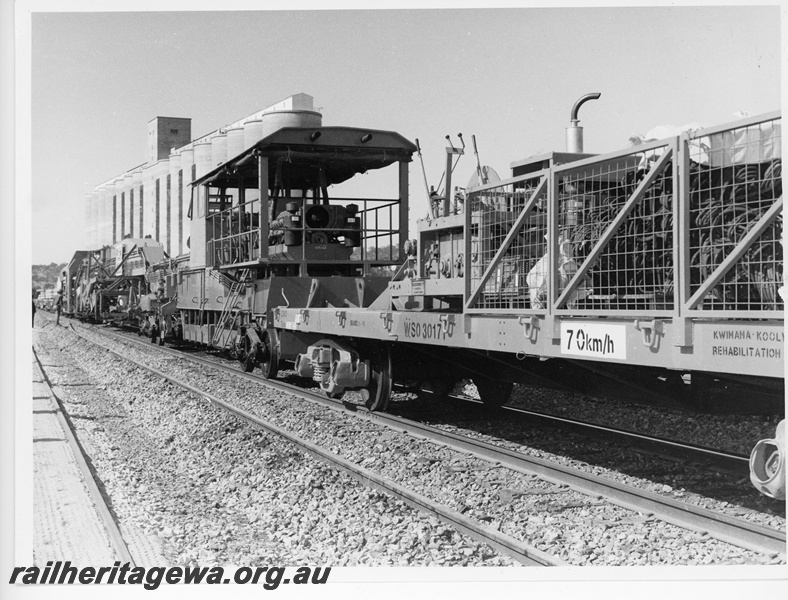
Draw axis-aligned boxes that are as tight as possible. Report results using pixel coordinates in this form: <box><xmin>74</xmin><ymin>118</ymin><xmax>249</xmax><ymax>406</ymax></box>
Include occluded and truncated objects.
<box><xmin>558</xmin><ymin>145</ymin><xmax>675</xmax><ymax>311</ymax></box>
<box><xmin>467</xmin><ymin>177</ymin><xmax>548</xmax><ymax>310</ymax></box>
<box><xmin>686</xmin><ymin>119</ymin><xmax>783</xmax><ymax>312</ymax></box>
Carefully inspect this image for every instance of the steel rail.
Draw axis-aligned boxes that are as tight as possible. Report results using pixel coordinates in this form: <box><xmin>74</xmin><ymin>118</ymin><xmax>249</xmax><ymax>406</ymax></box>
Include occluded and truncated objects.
<box><xmin>94</xmin><ymin>323</ymin><xmax>752</xmax><ymax>473</ymax></box>
<box><xmin>373</xmin><ymin>410</ymin><xmax>785</xmax><ymax>557</ymax></box>
<box><xmin>32</xmin><ymin>346</ymin><xmax>137</xmax><ymax>567</ymax></box>
<box><xmin>74</xmin><ymin>323</ymin><xmax>786</xmax><ymax>558</ymax></box>
<box><xmin>434</xmin><ymin>392</ymin><xmax>751</xmax><ymax>477</ymax></box>
<box><xmin>69</xmin><ymin>325</ymin><xmax>565</xmax><ymax>567</ymax></box>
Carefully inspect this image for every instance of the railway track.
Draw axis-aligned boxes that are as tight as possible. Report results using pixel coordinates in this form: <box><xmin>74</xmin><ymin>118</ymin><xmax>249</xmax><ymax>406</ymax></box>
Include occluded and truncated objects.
<box><xmin>66</xmin><ymin>323</ymin><xmax>562</xmax><ymax>566</ymax></box>
<box><xmin>104</xmin><ymin>325</ymin><xmax>755</xmax><ymax>480</ymax></box>
<box><xmin>69</xmin><ymin>321</ymin><xmax>786</xmax><ymax>561</ymax></box>
<box><xmin>96</xmin><ymin>323</ymin><xmax>752</xmax><ymax>476</ymax></box>
<box><xmin>410</xmin><ymin>393</ymin><xmax>751</xmax><ymax>477</ymax></box>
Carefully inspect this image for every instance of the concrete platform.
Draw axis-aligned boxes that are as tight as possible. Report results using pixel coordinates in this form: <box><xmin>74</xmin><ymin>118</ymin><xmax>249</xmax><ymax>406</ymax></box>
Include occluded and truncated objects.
<box><xmin>32</xmin><ymin>354</ymin><xmax>118</xmax><ymax>565</ymax></box>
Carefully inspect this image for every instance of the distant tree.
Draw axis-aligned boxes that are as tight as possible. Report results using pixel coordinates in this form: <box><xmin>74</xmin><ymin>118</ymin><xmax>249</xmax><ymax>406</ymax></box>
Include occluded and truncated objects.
<box><xmin>31</xmin><ymin>263</ymin><xmax>66</xmax><ymax>292</ymax></box>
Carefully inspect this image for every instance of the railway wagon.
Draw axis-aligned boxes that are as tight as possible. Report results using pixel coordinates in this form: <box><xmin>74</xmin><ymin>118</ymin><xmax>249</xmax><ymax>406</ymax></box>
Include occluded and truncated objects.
<box><xmin>86</xmin><ymin>101</ymin><xmax>782</xmax><ymax>499</ymax></box>
<box><xmin>173</xmin><ymin>124</ymin><xmax>416</xmax><ymax>376</ymax></box>
<box><xmin>240</xmin><ymin>110</ymin><xmax>783</xmax><ymax>499</ymax></box>
<box><xmin>59</xmin><ymin>237</ymin><xmax>166</xmax><ymax>325</ymax></box>
<box><xmin>34</xmin><ymin>288</ymin><xmax>57</xmax><ymax>311</ymax></box>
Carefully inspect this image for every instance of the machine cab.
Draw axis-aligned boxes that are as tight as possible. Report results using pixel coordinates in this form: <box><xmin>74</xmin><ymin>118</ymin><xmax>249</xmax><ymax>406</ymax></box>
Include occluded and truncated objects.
<box><xmin>190</xmin><ymin>126</ymin><xmax>417</xmax><ymax>278</ymax></box>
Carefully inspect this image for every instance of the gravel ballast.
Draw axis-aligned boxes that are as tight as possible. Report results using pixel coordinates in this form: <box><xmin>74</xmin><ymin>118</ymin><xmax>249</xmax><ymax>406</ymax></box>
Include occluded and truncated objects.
<box><xmin>39</xmin><ymin>317</ymin><xmax>785</xmax><ymax>567</ymax></box>
<box><xmin>34</xmin><ymin>321</ymin><xmax>519</xmax><ymax>567</ymax></box>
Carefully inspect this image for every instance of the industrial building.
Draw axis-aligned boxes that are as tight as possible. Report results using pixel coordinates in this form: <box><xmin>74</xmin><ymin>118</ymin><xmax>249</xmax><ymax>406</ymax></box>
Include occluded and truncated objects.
<box><xmin>85</xmin><ymin>93</ymin><xmax>321</xmax><ymax>258</ymax></box>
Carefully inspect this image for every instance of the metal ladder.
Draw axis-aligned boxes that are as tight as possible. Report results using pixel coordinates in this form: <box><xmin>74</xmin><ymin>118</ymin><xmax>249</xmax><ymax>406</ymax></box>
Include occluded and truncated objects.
<box><xmin>211</xmin><ymin>268</ymin><xmax>251</xmax><ymax>347</ymax></box>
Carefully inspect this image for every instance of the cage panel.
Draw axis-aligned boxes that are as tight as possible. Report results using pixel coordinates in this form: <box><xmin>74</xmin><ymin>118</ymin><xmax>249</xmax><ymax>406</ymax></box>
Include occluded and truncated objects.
<box><xmin>555</xmin><ymin>144</ymin><xmax>676</xmax><ymax>312</ymax></box>
<box><xmin>466</xmin><ymin>176</ymin><xmax>548</xmax><ymax>310</ymax></box>
<box><xmin>684</xmin><ymin>117</ymin><xmax>783</xmax><ymax>313</ymax></box>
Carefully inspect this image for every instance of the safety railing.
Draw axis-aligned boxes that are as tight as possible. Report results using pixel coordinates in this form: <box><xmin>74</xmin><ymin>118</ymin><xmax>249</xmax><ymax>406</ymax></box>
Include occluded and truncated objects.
<box><xmin>207</xmin><ymin>197</ymin><xmax>262</xmax><ymax>267</ymax></box>
<box><xmin>208</xmin><ymin>195</ymin><xmax>405</xmax><ymax>273</ymax></box>
<box><xmin>353</xmin><ymin>199</ymin><xmax>403</xmax><ymax>265</ymax></box>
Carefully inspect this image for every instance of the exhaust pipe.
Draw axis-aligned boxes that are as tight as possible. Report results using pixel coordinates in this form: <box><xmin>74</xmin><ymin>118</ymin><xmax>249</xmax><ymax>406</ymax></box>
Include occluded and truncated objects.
<box><xmin>566</xmin><ymin>93</ymin><xmax>601</xmax><ymax>153</ymax></box>
<box><xmin>750</xmin><ymin>419</ymin><xmax>785</xmax><ymax>500</ymax></box>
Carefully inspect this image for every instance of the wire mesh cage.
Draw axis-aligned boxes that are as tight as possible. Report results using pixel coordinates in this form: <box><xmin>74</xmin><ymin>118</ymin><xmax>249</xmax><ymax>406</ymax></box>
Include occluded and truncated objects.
<box><xmin>467</xmin><ymin>176</ymin><xmax>548</xmax><ymax>310</ymax></box>
<box><xmin>554</xmin><ymin>115</ymin><xmax>782</xmax><ymax>316</ymax></box>
<box><xmin>439</xmin><ymin>114</ymin><xmax>781</xmax><ymax>319</ymax></box>
<box><xmin>685</xmin><ymin>117</ymin><xmax>783</xmax><ymax>313</ymax></box>
<box><xmin>556</xmin><ymin>144</ymin><xmax>676</xmax><ymax>312</ymax></box>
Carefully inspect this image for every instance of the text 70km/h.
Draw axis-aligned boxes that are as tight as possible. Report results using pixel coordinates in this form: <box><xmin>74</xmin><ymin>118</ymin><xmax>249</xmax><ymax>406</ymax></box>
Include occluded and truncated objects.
<box><xmin>560</xmin><ymin>322</ymin><xmax>627</xmax><ymax>360</ymax></box>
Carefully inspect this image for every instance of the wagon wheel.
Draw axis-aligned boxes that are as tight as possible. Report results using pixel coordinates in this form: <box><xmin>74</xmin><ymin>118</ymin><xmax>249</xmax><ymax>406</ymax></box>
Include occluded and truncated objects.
<box><xmin>234</xmin><ymin>344</ymin><xmax>245</xmax><ymax>364</ymax></box>
<box><xmin>234</xmin><ymin>333</ymin><xmax>246</xmax><ymax>364</ymax></box>
<box><xmin>473</xmin><ymin>376</ymin><xmax>513</xmax><ymax>409</ymax></box>
<box><xmin>260</xmin><ymin>328</ymin><xmax>280</xmax><ymax>380</ymax></box>
<box><xmin>360</xmin><ymin>344</ymin><xmax>392</xmax><ymax>412</ymax></box>
<box><xmin>237</xmin><ymin>335</ymin><xmax>256</xmax><ymax>373</ymax></box>
<box><xmin>243</xmin><ymin>349</ymin><xmax>256</xmax><ymax>373</ymax></box>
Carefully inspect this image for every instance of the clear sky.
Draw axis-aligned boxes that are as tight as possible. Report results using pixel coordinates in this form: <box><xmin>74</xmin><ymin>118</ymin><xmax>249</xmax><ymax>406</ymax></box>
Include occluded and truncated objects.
<box><xmin>25</xmin><ymin>3</ymin><xmax>782</xmax><ymax>264</ymax></box>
